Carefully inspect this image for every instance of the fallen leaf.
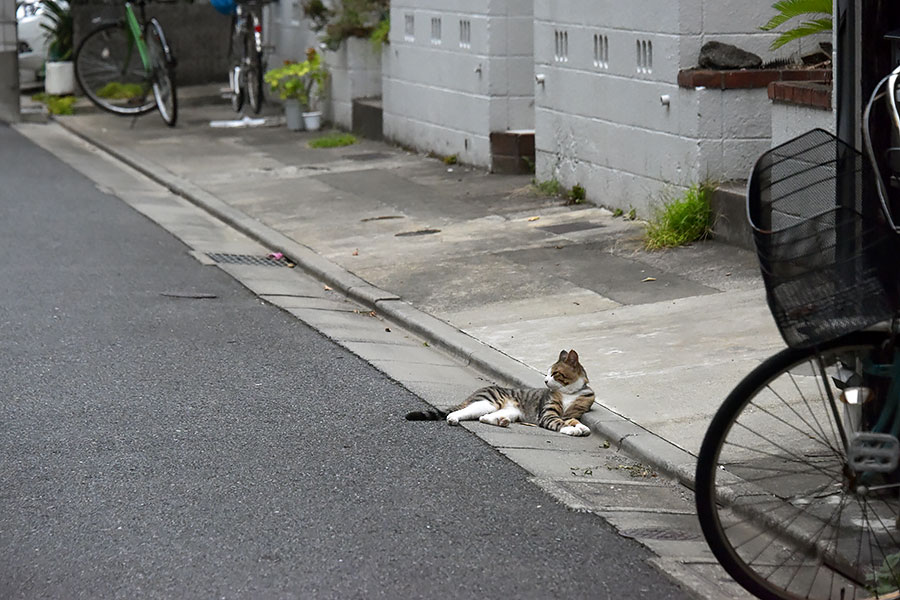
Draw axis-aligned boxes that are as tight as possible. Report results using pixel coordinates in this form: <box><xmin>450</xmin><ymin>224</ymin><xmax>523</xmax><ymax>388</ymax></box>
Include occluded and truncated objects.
<box><xmin>527</xmin><ymin>216</ymin><xmax>540</xmax><ymax>222</ymax></box>
<box><xmin>641</xmin><ymin>277</ymin><xmax>656</xmax><ymax>283</ymax></box>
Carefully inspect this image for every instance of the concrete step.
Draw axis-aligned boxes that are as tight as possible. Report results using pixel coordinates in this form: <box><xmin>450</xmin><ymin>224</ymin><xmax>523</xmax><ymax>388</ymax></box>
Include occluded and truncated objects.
<box><xmin>710</xmin><ymin>182</ymin><xmax>753</xmax><ymax>251</ymax></box>
<box><xmin>352</xmin><ymin>96</ymin><xmax>383</xmax><ymax>141</ymax></box>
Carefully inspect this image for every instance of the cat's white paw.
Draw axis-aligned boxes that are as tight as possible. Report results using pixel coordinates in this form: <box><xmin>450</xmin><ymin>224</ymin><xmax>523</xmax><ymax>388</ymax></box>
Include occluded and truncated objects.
<box><xmin>479</xmin><ymin>414</ymin><xmax>510</xmax><ymax>427</ymax></box>
<box><xmin>560</xmin><ymin>423</ymin><xmax>591</xmax><ymax>437</ymax></box>
<box><xmin>447</xmin><ymin>414</ymin><xmax>460</xmax><ymax>426</ymax></box>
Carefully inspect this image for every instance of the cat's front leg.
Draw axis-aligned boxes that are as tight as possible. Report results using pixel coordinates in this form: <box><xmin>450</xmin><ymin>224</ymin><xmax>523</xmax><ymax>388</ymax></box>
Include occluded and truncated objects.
<box><xmin>559</xmin><ymin>418</ymin><xmax>591</xmax><ymax>436</ymax></box>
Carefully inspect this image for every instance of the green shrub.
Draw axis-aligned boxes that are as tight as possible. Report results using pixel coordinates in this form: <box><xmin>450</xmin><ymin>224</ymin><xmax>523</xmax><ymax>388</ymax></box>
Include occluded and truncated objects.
<box><xmin>309</xmin><ymin>132</ymin><xmax>357</xmax><ymax>148</ymax></box>
<box><xmin>645</xmin><ymin>183</ymin><xmax>714</xmax><ymax>250</ymax></box>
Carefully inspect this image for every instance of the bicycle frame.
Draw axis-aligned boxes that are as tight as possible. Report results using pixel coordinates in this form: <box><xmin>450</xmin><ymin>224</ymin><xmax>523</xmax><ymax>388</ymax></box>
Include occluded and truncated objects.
<box><xmin>123</xmin><ymin>2</ymin><xmax>152</xmax><ymax>72</ymax></box>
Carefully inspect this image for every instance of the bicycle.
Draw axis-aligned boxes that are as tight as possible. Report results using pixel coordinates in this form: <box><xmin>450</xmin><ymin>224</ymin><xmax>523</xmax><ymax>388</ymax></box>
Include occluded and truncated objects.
<box><xmin>73</xmin><ymin>0</ymin><xmax>177</xmax><ymax>126</ymax></box>
<box><xmin>228</xmin><ymin>0</ymin><xmax>265</xmax><ymax>114</ymax></box>
<box><xmin>695</xmin><ymin>65</ymin><xmax>900</xmax><ymax>600</ymax></box>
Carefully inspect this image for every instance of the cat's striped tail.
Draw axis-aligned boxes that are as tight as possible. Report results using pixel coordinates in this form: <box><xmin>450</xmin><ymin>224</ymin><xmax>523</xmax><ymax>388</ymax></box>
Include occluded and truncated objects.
<box><xmin>405</xmin><ymin>408</ymin><xmax>448</xmax><ymax>421</ymax></box>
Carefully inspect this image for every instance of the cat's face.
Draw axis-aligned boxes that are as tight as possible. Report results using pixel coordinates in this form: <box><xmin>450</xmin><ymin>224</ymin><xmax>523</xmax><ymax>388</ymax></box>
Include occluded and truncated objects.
<box><xmin>544</xmin><ymin>349</ymin><xmax>588</xmax><ymax>392</ymax></box>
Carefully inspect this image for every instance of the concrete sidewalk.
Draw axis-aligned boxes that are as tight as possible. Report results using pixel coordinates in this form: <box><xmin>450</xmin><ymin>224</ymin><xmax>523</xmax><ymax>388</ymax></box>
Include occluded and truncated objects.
<box><xmin>41</xmin><ymin>92</ymin><xmax>785</xmax><ymax>487</ymax></box>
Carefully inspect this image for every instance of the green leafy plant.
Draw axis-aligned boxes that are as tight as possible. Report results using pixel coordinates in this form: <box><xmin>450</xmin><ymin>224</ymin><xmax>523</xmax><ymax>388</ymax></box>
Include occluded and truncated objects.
<box><xmin>568</xmin><ymin>184</ymin><xmax>586</xmax><ymax>204</ymax></box>
<box><xmin>370</xmin><ymin>17</ymin><xmax>390</xmax><ymax>50</ymax></box>
<box><xmin>443</xmin><ymin>154</ymin><xmax>458</xmax><ymax>165</ymax></box>
<box><xmin>264</xmin><ymin>48</ymin><xmax>330</xmax><ymax>110</ymax></box>
<box><xmin>31</xmin><ymin>92</ymin><xmax>77</xmax><ymax>115</ymax></box>
<box><xmin>760</xmin><ymin>0</ymin><xmax>832</xmax><ymax>50</ymax></box>
<box><xmin>40</xmin><ymin>0</ymin><xmax>73</xmax><ymax>61</ymax></box>
<box><xmin>302</xmin><ymin>0</ymin><xmax>389</xmax><ymax>51</ymax></box>
<box><xmin>309</xmin><ymin>131</ymin><xmax>357</xmax><ymax>148</ymax></box>
<box><xmin>645</xmin><ymin>183</ymin><xmax>715</xmax><ymax>250</ymax></box>
<box><xmin>532</xmin><ymin>178</ymin><xmax>562</xmax><ymax>197</ymax></box>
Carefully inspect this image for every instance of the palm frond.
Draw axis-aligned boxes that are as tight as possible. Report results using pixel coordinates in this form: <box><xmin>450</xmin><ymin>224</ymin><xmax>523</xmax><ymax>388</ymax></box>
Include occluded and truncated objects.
<box><xmin>769</xmin><ymin>18</ymin><xmax>833</xmax><ymax>49</ymax></box>
<box><xmin>760</xmin><ymin>0</ymin><xmax>833</xmax><ymax>31</ymax></box>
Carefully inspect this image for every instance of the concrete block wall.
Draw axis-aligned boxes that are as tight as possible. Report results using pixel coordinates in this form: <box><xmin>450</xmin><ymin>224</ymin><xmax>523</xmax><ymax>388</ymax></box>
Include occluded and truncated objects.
<box><xmin>534</xmin><ymin>0</ymin><xmax>813</xmax><ymax>216</ymax></box>
<box><xmin>383</xmin><ymin>0</ymin><xmax>534</xmax><ymax>166</ymax></box>
<box><xmin>324</xmin><ymin>37</ymin><xmax>382</xmax><ymax>130</ymax></box>
<box><xmin>0</xmin><ymin>0</ymin><xmax>17</xmax><ymax>123</ymax></box>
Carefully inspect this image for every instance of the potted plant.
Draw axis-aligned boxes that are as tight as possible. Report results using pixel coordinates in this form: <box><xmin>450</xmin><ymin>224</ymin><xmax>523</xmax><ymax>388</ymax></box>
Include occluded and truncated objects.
<box><xmin>264</xmin><ymin>48</ymin><xmax>330</xmax><ymax>131</ymax></box>
<box><xmin>40</xmin><ymin>0</ymin><xmax>75</xmax><ymax>95</ymax></box>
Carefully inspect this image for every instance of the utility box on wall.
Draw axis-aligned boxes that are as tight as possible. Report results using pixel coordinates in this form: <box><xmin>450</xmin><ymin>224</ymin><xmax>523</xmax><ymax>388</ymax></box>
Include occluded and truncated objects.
<box><xmin>383</xmin><ymin>0</ymin><xmax>534</xmax><ymax>168</ymax></box>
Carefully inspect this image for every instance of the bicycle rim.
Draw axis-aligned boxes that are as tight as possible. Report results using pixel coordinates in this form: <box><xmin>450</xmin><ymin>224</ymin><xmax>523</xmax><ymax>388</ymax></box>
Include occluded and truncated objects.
<box><xmin>246</xmin><ymin>48</ymin><xmax>263</xmax><ymax>114</ymax></box>
<box><xmin>696</xmin><ymin>331</ymin><xmax>900</xmax><ymax>600</ymax></box>
<box><xmin>245</xmin><ymin>16</ymin><xmax>263</xmax><ymax>114</ymax></box>
<box><xmin>74</xmin><ymin>22</ymin><xmax>156</xmax><ymax>115</ymax></box>
<box><xmin>146</xmin><ymin>21</ymin><xmax>177</xmax><ymax>127</ymax></box>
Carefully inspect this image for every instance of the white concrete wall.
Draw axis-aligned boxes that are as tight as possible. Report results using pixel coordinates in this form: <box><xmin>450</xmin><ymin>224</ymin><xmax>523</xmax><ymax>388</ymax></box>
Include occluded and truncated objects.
<box><xmin>771</xmin><ymin>104</ymin><xmax>836</xmax><ymax>147</ymax></box>
<box><xmin>271</xmin><ymin>0</ymin><xmax>318</xmax><ymax>69</ymax></box>
<box><xmin>534</xmin><ymin>0</ymin><xmax>813</xmax><ymax>216</ymax></box>
<box><xmin>383</xmin><ymin>0</ymin><xmax>534</xmax><ymax>166</ymax></box>
<box><xmin>0</xmin><ymin>0</ymin><xmax>18</xmax><ymax>122</ymax></box>
<box><xmin>324</xmin><ymin>37</ymin><xmax>382</xmax><ymax>129</ymax></box>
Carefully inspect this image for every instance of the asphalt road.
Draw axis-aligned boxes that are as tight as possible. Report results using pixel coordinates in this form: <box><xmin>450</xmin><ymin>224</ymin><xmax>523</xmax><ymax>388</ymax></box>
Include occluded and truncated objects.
<box><xmin>0</xmin><ymin>124</ymin><xmax>690</xmax><ymax>599</ymax></box>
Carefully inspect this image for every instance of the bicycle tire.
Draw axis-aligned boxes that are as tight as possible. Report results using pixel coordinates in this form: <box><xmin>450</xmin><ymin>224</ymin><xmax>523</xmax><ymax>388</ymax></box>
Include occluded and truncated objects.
<box><xmin>229</xmin><ymin>15</ymin><xmax>244</xmax><ymax>113</ymax></box>
<box><xmin>245</xmin><ymin>45</ymin><xmax>263</xmax><ymax>114</ymax></box>
<box><xmin>145</xmin><ymin>19</ymin><xmax>177</xmax><ymax>127</ymax></box>
<box><xmin>74</xmin><ymin>22</ymin><xmax>156</xmax><ymax>116</ymax></box>
<box><xmin>245</xmin><ymin>12</ymin><xmax>264</xmax><ymax>114</ymax></box>
<box><xmin>696</xmin><ymin>331</ymin><xmax>900</xmax><ymax>600</ymax></box>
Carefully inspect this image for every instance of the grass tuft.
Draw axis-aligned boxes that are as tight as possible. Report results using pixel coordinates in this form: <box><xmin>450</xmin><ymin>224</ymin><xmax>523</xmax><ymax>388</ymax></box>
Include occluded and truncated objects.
<box><xmin>644</xmin><ymin>183</ymin><xmax>714</xmax><ymax>250</ymax></box>
<box><xmin>31</xmin><ymin>93</ymin><xmax>78</xmax><ymax>115</ymax></box>
<box><xmin>532</xmin><ymin>178</ymin><xmax>562</xmax><ymax>197</ymax></box>
<box><xmin>308</xmin><ymin>132</ymin><xmax>358</xmax><ymax>148</ymax></box>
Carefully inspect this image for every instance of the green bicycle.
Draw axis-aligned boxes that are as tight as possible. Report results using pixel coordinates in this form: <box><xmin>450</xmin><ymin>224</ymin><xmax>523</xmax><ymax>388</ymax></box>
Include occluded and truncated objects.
<box><xmin>74</xmin><ymin>0</ymin><xmax>177</xmax><ymax>126</ymax></box>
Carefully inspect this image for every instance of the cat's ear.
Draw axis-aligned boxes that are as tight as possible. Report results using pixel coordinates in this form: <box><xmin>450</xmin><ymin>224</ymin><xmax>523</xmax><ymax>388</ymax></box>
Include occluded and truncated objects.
<box><xmin>566</xmin><ymin>350</ymin><xmax>579</xmax><ymax>365</ymax></box>
<box><xmin>558</xmin><ymin>350</ymin><xmax>568</xmax><ymax>362</ymax></box>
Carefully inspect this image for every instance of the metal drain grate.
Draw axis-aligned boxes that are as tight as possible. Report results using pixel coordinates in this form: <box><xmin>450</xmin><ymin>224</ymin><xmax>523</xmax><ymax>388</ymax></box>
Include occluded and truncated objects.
<box><xmin>206</xmin><ymin>253</ymin><xmax>291</xmax><ymax>267</ymax></box>
<box><xmin>620</xmin><ymin>527</ymin><xmax>702</xmax><ymax>541</ymax></box>
<box><xmin>395</xmin><ymin>229</ymin><xmax>441</xmax><ymax>237</ymax></box>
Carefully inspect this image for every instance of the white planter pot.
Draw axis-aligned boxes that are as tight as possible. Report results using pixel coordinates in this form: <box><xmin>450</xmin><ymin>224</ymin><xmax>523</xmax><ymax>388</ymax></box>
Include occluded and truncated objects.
<box><xmin>302</xmin><ymin>111</ymin><xmax>322</xmax><ymax>131</ymax></box>
<box><xmin>284</xmin><ymin>99</ymin><xmax>303</xmax><ymax>131</ymax></box>
<box><xmin>45</xmin><ymin>61</ymin><xmax>75</xmax><ymax>95</ymax></box>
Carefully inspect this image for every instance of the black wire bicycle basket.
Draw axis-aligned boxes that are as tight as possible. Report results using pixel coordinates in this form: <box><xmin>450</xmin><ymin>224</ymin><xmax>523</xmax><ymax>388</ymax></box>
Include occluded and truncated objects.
<box><xmin>748</xmin><ymin>128</ymin><xmax>900</xmax><ymax>349</ymax></box>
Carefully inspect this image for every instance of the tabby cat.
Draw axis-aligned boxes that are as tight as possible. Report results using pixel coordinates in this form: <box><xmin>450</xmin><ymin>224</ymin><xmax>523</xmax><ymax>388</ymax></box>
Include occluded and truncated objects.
<box><xmin>405</xmin><ymin>349</ymin><xmax>594</xmax><ymax>436</ymax></box>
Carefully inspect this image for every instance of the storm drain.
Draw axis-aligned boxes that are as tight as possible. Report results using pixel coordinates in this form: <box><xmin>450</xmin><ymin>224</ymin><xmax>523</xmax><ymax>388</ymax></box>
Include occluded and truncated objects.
<box><xmin>395</xmin><ymin>229</ymin><xmax>441</xmax><ymax>237</ymax></box>
<box><xmin>206</xmin><ymin>253</ymin><xmax>291</xmax><ymax>267</ymax></box>
<box><xmin>619</xmin><ymin>527</ymin><xmax>702</xmax><ymax>541</ymax></box>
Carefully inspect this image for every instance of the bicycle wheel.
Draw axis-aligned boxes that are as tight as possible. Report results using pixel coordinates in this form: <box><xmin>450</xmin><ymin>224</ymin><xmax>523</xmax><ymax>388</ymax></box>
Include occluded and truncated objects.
<box><xmin>696</xmin><ymin>331</ymin><xmax>900</xmax><ymax>600</ymax></box>
<box><xmin>145</xmin><ymin>19</ymin><xmax>177</xmax><ymax>127</ymax></box>
<box><xmin>245</xmin><ymin>12</ymin><xmax>264</xmax><ymax>114</ymax></box>
<box><xmin>229</xmin><ymin>16</ymin><xmax>244</xmax><ymax>112</ymax></box>
<box><xmin>74</xmin><ymin>22</ymin><xmax>156</xmax><ymax>116</ymax></box>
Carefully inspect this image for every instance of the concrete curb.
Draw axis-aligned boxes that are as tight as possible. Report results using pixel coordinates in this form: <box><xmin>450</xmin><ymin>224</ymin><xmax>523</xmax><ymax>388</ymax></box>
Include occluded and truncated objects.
<box><xmin>55</xmin><ymin>117</ymin><xmax>700</xmax><ymax>490</ymax></box>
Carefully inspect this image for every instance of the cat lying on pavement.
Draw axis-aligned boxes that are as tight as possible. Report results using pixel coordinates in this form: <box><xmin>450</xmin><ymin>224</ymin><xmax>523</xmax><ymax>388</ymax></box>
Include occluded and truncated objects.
<box><xmin>405</xmin><ymin>349</ymin><xmax>594</xmax><ymax>436</ymax></box>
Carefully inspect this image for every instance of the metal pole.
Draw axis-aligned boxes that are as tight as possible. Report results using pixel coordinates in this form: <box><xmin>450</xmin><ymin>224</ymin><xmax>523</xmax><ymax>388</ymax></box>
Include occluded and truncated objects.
<box><xmin>0</xmin><ymin>0</ymin><xmax>20</xmax><ymax>123</ymax></box>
